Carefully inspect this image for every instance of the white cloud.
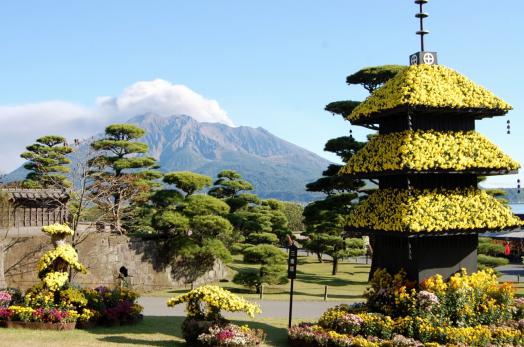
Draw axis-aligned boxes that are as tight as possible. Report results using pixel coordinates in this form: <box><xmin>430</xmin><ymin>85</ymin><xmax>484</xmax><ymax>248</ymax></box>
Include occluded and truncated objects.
<box><xmin>0</xmin><ymin>80</ymin><xmax>233</xmax><ymax>173</ymax></box>
<box><xmin>96</xmin><ymin>79</ymin><xmax>234</xmax><ymax>126</ymax></box>
<box><xmin>0</xmin><ymin>101</ymin><xmax>98</xmax><ymax>173</ymax></box>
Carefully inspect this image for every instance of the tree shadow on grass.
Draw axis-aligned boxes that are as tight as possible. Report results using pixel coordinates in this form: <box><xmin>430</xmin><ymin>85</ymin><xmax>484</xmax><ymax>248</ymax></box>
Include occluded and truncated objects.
<box><xmin>86</xmin><ymin>316</ymin><xmax>185</xmax><ymax>346</ymax></box>
<box><xmin>86</xmin><ymin>316</ymin><xmax>288</xmax><ymax>347</ymax></box>
<box><xmin>296</xmin><ymin>272</ymin><xmax>368</xmax><ymax>287</ymax></box>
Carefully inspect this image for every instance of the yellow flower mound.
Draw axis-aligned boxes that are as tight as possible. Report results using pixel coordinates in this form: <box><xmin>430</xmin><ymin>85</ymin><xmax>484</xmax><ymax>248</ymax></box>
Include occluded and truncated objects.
<box><xmin>42</xmin><ymin>271</ymin><xmax>69</xmax><ymax>291</ymax></box>
<box><xmin>167</xmin><ymin>285</ymin><xmax>261</xmax><ymax>318</ymax></box>
<box><xmin>348</xmin><ymin>188</ymin><xmax>522</xmax><ymax>233</ymax></box>
<box><xmin>339</xmin><ymin>130</ymin><xmax>520</xmax><ymax>174</ymax></box>
<box><xmin>41</xmin><ymin>223</ymin><xmax>74</xmax><ymax>236</ymax></box>
<box><xmin>37</xmin><ymin>244</ymin><xmax>87</xmax><ymax>276</ymax></box>
<box><xmin>348</xmin><ymin>64</ymin><xmax>512</xmax><ymax>122</ymax></box>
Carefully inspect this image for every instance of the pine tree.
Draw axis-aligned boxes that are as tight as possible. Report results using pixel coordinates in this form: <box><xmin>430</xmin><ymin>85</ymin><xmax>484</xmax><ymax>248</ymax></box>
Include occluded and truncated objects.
<box><xmin>89</xmin><ymin>124</ymin><xmax>160</xmax><ymax>233</ymax></box>
<box><xmin>303</xmin><ymin>65</ymin><xmax>405</xmax><ymax>275</ymax></box>
<box><xmin>21</xmin><ymin>135</ymin><xmax>73</xmax><ymax>189</ymax></box>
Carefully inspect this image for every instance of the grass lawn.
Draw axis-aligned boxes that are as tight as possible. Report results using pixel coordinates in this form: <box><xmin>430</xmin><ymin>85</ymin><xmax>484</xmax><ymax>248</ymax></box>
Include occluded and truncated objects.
<box><xmin>0</xmin><ymin>316</ymin><xmax>289</xmax><ymax>347</ymax></box>
<box><xmin>151</xmin><ymin>254</ymin><xmax>371</xmax><ymax>301</ymax></box>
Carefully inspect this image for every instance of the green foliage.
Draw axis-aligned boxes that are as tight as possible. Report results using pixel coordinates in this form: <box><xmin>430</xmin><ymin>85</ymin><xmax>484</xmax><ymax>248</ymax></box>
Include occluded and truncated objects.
<box><xmin>90</xmin><ymin>123</ymin><xmax>157</xmax><ymax>175</ymax></box>
<box><xmin>325</xmin><ymin>100</ymin><xmax>361</xmax><ymax>118</ymax></box>
<box><xmin>260</xmin><ymin>264</ymin><xmax>288</xmax><ymax>285</ymax></box>
<box><xmin>303</xmin><ymin>65</ymin><xmax>402</xmax><ymax>274</ymax></box>
<box><xmin>233</xmin><ymin>263</ymin><xmax>288</xmax><ymax>292</ymax></box>
<box><xmin>209</xmin><ymin>170</ymin><xmax>254</xmax><ymax>199</ymax></box>
<box><xmin>20</xmin><ymin>135</ymin><xmax>73</xmax><ymax>189</ymax></box>
<box><xmin>163</xmin><ymin>171</ymin><xmax>212</xmax><ymax>196</ymax></box>
<box><xmin>478</xmin><ymin>238</ymin><xmax>505</xmax><ymax>256</ymax></box>
<box><xmin>149</xmin><ymin>189</ymin><xmax>184</xmax><ymax>207</ymax></box>
<box><xmin>233</xmin><ymin>270</ymin><xmax>261</xmax><ymax>289</ymax></box>
<box><xmin>324</xmin><ymin>136</ymin><xmax>366</xmax><ymax>163</ymax></box>
<box><xmin>190</xmin><ymin>215</ymin><xmax>233</xmax><ymax>242</ymax></box>
<box><xmin>89</xmin><ymin>124</ymin><xmax>159</xmax><ymax>233</ymax></box>
<box><xmin>183</xmin><ymin>195</ymin><xmax>230</xmax><ymax>217</ymax></box>
<box><xmin>230</xmin><ymin>243</ymin><xmax>254</xmax><ymax>255</ymax></box>
<box><xmin>152</xmin><ymin>210</ymin><xmax>190</xmax><ymax>235</ymax></box>
<box><xmin>281</xmin><ymin>202</ymin><xmax>304</xmax><ymax>232</ymax></box>
<box><xmin>225</xmin><ymin>193</ymin><xmax>260</xmax><ymax>212</ymax></box>
<box><xmin>478</xmin><ymin>254</ymin><xmax>509</xmax><ymax>267</ymax></box>
<box><xmin>247</xmin><ymin>232</ymin><xmax>279</xmax><ymax>245</ymax></box>
<box><xmin>242</xmin><ymin>244</ymin><xmax>287</xmax><ymax>265</ymax></box>
<box><xmin>346</xmin><ymin>65</ymin><xmax>407</xmax><ymax>93</ymax></box>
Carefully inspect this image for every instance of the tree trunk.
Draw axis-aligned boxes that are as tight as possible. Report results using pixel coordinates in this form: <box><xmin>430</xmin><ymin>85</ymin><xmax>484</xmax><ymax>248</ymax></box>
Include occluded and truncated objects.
<box><xmin>316</xmin><ymin>252</ymin><xmax>323</xmax><ymax>263</ymax></box>
<box><xmin>113</xmin><ymin>192</ymin><xmax>122</xmax><ymax>234</ymax></box>
<box><xmin>332</xmin><ymin>257</ymin><xmax>338</xmax><ymax>275</ymax></box>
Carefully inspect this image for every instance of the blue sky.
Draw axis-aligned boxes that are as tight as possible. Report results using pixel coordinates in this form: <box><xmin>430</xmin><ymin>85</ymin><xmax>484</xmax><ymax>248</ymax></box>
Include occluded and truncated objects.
<box><xmin>0</xmin><ymin>1</ymin><xmax>522</xmax><ymax>187</ymax></box>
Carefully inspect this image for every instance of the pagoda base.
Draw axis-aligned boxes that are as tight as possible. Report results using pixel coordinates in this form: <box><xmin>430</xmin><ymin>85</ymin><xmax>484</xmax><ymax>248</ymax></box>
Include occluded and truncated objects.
<box><xmin>369</xmin><ymin>233</ymin><xmax>477</xmax><ymax>282</ymax></box>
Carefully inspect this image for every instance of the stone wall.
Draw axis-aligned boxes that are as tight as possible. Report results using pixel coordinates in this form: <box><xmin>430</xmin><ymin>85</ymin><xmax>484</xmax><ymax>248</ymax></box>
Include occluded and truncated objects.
<box><xmin>2</xmin><ymin>232</ymin><xmax>228</xmax><ymax>292</ymax></box>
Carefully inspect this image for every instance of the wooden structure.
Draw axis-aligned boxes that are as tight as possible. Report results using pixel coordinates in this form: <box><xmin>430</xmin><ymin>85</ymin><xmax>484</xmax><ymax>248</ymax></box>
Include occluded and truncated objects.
<box><xmin>0</xmin><ymin>189</ymin><xmax>69</xmax><ymax>232</ymax></box>
<box><xmin>341</xmin><ymin>44</ymin><xmax>521</xmax><ymax>281</ymax></box>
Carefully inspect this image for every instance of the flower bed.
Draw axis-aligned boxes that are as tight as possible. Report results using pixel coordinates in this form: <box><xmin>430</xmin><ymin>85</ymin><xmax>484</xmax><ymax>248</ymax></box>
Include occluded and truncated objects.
<box><xmin>198</xmin><ymin>324</ymin><xmax>265</xmax><ymax>347</ymax></box>
<box><xmin>0</xmin><ymin>286</ymin><xmax>143</xmax><ymax>330</ymax></box>
<box><xmin>1</xmin><ymin>224</ymin><xmax>144</xmax><ymax>331</ymax></box>
<box><xmin>347</xmin><ymin>187</ymin><xmax>522</xmax><ymax>233</ymax></box>
<box><xmin>339</xmin><ymin>130</ymin><xmax>519</xmax><ymax>175</ymax></box>
<box><xmin>289</xmin><ymin>269</ymin><xmax>524</xmax><ymax>346</ymax></box>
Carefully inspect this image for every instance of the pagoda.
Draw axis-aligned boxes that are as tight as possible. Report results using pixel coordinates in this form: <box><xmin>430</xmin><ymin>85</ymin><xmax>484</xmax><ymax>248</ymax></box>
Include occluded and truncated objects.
<box><xmin>342</xmin><ymin>0</ymin><xmax>522</xmax><ymax>282</ymax></box>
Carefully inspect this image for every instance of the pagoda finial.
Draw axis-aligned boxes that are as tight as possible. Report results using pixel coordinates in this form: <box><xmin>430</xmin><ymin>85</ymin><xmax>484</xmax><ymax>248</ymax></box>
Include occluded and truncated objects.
<box><xmin>415</xmin><ymin>0</ymin><xmax>429</xmax><ymax>51</ymax></box>
<box><xmin>409</xmin><ymin>0</ymin><xmax>438</xmax><ymax>66</ymax></box>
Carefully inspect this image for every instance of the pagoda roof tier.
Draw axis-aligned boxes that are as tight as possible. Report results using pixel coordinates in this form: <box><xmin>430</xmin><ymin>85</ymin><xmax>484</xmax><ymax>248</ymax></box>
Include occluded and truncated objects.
<box><xmin>339</xmin><ymin>130</ymin><xmax>520</xmax><ymax>177</ymax></box>
<box><xmin>347</xmin><ymin>65</ymin><xmax>512</xmax><ymax>124</ymax></box>
<box><xmin>347</xmin><ymin>187</ymin><xmax>523</xmax><ymax>234</ymax></box>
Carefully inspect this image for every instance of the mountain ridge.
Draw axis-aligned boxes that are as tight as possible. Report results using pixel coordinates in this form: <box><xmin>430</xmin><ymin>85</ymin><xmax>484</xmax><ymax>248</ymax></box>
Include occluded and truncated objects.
<box><xmin>6</xmin><ymin>113</ymin><xmax>330</xmax><ymax>202</ymax></box>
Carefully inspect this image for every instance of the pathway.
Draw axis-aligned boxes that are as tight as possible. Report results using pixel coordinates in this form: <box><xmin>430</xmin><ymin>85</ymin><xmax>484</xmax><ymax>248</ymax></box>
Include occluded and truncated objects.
<box><xmin>138</xmin><ymin>296</ymin><xmax>353</xmax><ymax>319</ymax></box>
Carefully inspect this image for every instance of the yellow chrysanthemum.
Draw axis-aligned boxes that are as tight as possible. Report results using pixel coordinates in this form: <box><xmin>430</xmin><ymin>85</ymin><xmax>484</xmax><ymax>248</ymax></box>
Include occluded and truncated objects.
<box><xmin>339</xmin><ymin>130</ymin><xmax>520</xmax><ymax>175</ymax></box>
<box><xmin>348</xmin><ymin>187</ymin><xmax>523</xmax><ymax>233</ymax></box>
<box><xmin>348</xmin><ymin>64</ymin><xmax>512</xmax><ymax>123</ymax></box>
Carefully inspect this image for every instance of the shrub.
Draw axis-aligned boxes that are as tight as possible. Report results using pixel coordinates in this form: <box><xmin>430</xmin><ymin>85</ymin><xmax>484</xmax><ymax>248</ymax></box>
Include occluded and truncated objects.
<box><xmin>230</xmin><ymin>243</ymin><xmax>253</xmax><ymax>255</ymax></box>
<box><xmin>233</xmin><ymin>270</ymin><xmax>261</xmax><ymax>290</ymax></box>
<box><xmin>81</xmin><ymin>286</ymin><xmax>143</xmax><ymax>324</ymax></box>
<box><xmin>260</xmin><ymin>265</ymin><xmax>288</xmax><ymax>285</ymax></box>
<box><xmin>247</xmin><ymin>232</ymin><xmax>278</xmax><ymax>245</ymax></box>
<box><xmin>478</xmin><ymin>238</ymin><xmax>505</xmax><ymax>256</ymax></box>
<box><xmin>242</xmin><ymin>244</ymin><xmax>287</xmax><ymax>264</ymax></box>
<box><xmin>477</xmin><ymin>254</ymin><xmax>509</xmax><ymax>267</ymax></box>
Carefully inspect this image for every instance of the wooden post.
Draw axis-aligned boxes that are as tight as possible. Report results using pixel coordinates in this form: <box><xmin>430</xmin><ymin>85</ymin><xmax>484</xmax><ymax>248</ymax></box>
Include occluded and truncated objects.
<box><xmin>259</xmin><ymin>284</ymin><xmax>264</xmax><ymax>299</ymax></box>
<box><xmin>324</xmin><ymin>285</ymin><xmax>328</xmax><ymax>301</ymax></box>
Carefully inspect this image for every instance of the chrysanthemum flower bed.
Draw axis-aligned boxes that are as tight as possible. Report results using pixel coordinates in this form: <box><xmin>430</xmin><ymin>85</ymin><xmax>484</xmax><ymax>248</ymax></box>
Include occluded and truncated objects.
<box><xmin>0</xmin><ymin>286</ymin><xmax>143</xmax><ymax>329</ymax></box>
<box><xmin>347</xmin><ymin>64</ymin><xmax>512</xmax><ymax>123</ymax></box>
<box><xmin>339</xmin><ymin>130</ymin><xmax>519</xmax><ymax>175</ymax></box>
<box><xmin>288</xmin><ymin>269</ymin><xmax>524</xmax><ymax>346</ymax></box>
<box><xmin>348</xmin><ymin>187</ymin><xmax>522</xmax><ymax>233</ymax></box>
<box><xmin>0</xmin><ymin>224</ymin><xmax>143</xmax><ymax>330</ymax></box>
<box><xmin>167</xmin><ymin>285</ymin><xmax>265</xmax><ymax>346</ymax></box>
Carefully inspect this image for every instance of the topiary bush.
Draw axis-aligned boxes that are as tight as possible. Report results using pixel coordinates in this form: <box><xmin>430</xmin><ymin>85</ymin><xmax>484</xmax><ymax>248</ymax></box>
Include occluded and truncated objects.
<box><xmin>247</xmin><ymin>232</ymin><xmax>278</xmax><ymax>245</ymax></box>
<box><xmin>477</xmin><ymin>254</ymin><xmax>509</xmax><ymax>267</ymax></box>
<box><xmin>230</xmin><ymin>242</ymin><xmax>254</xmax><ymax>255</ymax></box>
<box><xmin>242</xmin><ymin>244</ymin><xmax>287</xmax><ymax>264</ymax></box>
<box><xmin>478</xmin><ymin>237</ymin><xmax>505</xmax><ymax>256</ymax></box>
<box><xmin>167</xmin><ymin>285</ymin><xmax>262</xmax><ymax>346</ymax></box>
